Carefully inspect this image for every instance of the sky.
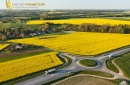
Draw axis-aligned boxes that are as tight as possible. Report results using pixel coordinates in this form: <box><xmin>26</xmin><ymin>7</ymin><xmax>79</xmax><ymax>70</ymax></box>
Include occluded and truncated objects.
<box><xmin>1</xmin><ymin>0</ymin><xmax>130</xmax><ymax>9</ymax></box>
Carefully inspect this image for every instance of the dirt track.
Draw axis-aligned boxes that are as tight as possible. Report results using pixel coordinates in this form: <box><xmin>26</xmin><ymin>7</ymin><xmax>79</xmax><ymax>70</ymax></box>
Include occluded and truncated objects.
<box><xmin>0</xmin><ymin>48</ymin><xmax>46</xmax><ymax>58</ymax></box>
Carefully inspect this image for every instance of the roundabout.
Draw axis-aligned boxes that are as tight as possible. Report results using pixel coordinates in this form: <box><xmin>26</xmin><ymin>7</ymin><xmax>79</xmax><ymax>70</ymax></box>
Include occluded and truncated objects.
<box><xmin>15</xmin><ymin>47</ymin><xmax>130</xmax><ymax>85</ymax></box>
<box><xmin>78</xmin><ymin>59</ymin><xmax>98</xmax><ymax>67</ymax></box>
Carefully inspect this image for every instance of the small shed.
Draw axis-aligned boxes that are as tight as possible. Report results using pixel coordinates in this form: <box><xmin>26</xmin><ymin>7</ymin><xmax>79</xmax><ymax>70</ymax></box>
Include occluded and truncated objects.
<box><xmin>119</xmin><ymin>81</ymin><xmax>127</xmax><ymax>85</ymax></box>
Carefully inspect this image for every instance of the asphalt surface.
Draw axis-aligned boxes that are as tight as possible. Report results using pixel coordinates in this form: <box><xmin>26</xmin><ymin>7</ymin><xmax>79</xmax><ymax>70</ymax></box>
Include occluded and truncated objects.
<box><xmin>15</xmin><ymin>48</ymin><xmax>130</xmax><ymax>85</ymax></box>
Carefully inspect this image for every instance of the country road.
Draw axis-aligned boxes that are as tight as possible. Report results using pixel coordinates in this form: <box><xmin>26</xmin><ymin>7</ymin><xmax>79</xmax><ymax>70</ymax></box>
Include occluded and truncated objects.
<box><xmin>15</xmin><ymin>47</ymin><xmax>130</xmax><ymax>85</ymax></box>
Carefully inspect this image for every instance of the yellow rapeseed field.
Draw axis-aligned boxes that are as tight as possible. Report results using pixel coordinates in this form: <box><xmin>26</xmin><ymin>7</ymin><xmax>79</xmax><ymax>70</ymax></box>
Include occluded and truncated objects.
<box><xmin>0</xmin><ymin>52</ymin><xmax>63</xmax><ymax>82</ymax></box>
<box><xmin>26</xmin><ymin>18</ymin><xmax>130</xmax><ymax>25</ymax></box>
<box><xmin>0</xmin><ymin>44</ymin><xmax>9</xmax><ymax>51</ymax></box>
<box><xmin>8</xmin><ymin>32</ymin><xmax>130</xmax><ymax>55</ymax></box>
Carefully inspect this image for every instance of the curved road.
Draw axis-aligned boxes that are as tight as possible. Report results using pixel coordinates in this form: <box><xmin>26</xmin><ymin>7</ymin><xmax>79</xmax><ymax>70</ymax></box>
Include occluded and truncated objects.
<box><xmin>15</xmin><ymin>48</ymin><xmax>130</xmax><ymax>85</ymax></box>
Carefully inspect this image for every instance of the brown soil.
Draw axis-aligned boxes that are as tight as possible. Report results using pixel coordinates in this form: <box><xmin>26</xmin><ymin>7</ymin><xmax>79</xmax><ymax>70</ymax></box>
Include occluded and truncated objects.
<box><xmin>0</xmin><ymin>48</ymin><xmax>47</xmax><ymax>58</ymax></box>
<box><xmin>57</xmin><ymin>76</ymin><xmax>115</xmax><ymax>85</ymax></box>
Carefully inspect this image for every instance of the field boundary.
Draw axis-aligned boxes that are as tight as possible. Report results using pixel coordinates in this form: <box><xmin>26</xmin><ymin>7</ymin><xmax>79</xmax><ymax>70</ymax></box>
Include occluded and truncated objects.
<box><xmin>52</xmin><ymin>74</ymin><xmax>117</xmax><ymax>85</ymax></box>
<box><xmin>112</xmin><ymin>59</ymin><xmax>123</xmax><ymax>76</ymax></box>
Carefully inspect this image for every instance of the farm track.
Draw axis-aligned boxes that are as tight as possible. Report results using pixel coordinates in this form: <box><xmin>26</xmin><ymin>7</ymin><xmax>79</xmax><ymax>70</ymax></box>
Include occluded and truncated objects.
<box><xmin>0</xmin><ymin>48</ymin><xmax>46</xmax><ymax>58</ymax></box>
<box><xmin>112</xmin><ymin>59</ymin><xmax>124</xmax><ymax>76</ymax></box>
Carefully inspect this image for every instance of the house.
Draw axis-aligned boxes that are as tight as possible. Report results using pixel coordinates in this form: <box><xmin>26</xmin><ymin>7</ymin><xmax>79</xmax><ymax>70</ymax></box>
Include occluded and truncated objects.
<box><xmin>15</xmin><ymin>43</ymin><xmax>24</xmax><ymax>50</ymax></box>
<box><xmin>119</xmin><ymin>81</ymin><xmax>127</xmax><ymax>85</ymax></box>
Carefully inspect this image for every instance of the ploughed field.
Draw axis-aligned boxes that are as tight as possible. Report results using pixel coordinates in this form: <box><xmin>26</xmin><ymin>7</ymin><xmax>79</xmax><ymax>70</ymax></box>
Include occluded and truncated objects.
<box><xmin>26</xmin><ymin>18</ymin><xmax>130</xmax><ymax>25</ymax></box>
<box><xmin>56</xmin><ymin>76</ymin><xmax>115</xmax><ymax>85</ymax></box>
<box><xmin>0</xmin><ymin>52</ymin><xmax>63</xmax><ymax>82</ymax></box>
<box><xmin>8</xmin><ymin>32</ymin><xmax>130</xmax><ymax>55</ymax></box>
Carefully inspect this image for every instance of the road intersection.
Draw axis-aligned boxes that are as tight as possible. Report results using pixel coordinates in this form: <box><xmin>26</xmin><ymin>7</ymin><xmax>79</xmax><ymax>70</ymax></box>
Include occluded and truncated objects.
<box><xmin>15</xmin><ymin>48</ymin><xmax>130</xmax><ymax>85</ymax></box>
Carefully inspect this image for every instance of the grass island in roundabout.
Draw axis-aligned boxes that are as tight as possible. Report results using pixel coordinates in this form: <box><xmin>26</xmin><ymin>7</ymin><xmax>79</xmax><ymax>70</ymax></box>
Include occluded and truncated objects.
<box><xmin>79</xmin><ymin>59</ymin><xmax>98</xmax><ymax>67</ymax></box>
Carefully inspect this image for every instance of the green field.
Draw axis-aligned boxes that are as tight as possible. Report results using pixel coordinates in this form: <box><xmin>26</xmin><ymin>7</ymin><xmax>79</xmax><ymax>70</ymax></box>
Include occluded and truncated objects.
<box><xmin>115</xmin><ymin>53</ymin><xmax>130</xmax><ymax>78</ymax></box>
<box><xmin>106</xmin><ymin>59</ymin><xmax>119</xmax><ymax>73</ymax></box>
<box><xmin>79</xmin><ymin>59</ymin><xmax>97</xmax><ymax>67</ymax></box>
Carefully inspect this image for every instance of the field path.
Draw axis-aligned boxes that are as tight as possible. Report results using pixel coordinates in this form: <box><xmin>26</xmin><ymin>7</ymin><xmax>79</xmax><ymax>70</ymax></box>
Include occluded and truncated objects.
<box><xmin>112</xmin><ymin>59</ymin><xmax>124</xmax><ymax>76</ymax></box>
<box><xmin>0</xmin><ymin>48</ymin><xmax>46</xmax><ymax>58</ymax></box>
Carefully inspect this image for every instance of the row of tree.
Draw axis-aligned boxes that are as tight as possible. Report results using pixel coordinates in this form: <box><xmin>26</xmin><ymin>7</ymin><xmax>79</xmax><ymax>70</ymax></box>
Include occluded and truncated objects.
<box><xmin>1</xmin><ymin>23</ymin><xmax>130</xmax><ymax>42</ymax></box>
<box><xmin>60</xmin><ymin>24</ymin><xmax>130</xmax><ymax>34</ymax></box>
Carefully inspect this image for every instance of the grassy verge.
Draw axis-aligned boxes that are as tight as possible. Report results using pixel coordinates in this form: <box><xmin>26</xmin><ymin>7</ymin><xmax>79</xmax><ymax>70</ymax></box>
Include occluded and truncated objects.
<box><xmin>79</xmin><ymin>59</ymin><xmax>97</xmax><ymax>67</ymax></box>
<box><xmin>115</xmin><ymin>53</ymin><xmax>130</xmax><ymax>78</ymax></box>
<box><xmin>106</xmin><ymin>59</ymin><xmax>119</xmax><ymax>73</ymax></box>
<box><xmin>0</xmin><ymin>49</ymin><xmax>52</xmax><ymax>63</ymax></box>
<box><xmin>79</xmin><ymin>70</ymin><xmax>113</xmax><ymax>78</ymax></box>
<box><xmin>56</xmin><ymin>55</ymin><xmax>72</xmax><ymax>70</ymax></box>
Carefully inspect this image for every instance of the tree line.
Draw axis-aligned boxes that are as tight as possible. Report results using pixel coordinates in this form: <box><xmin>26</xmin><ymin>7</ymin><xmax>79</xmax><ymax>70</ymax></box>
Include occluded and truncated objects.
<box><xmin>1</xmin><ymin>23</ymin><xmax>130</xmax><ymax>43</ymax></box>
<box><xmin>59</xmin><ymin>23</ymin><xmax>130</xmax><ymax>34</ymax></box>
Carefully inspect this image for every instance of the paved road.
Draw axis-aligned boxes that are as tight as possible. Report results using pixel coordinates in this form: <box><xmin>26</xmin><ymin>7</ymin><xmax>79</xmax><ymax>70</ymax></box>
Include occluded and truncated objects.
<box><xmin>15</xmin><ymin>48</ymin><xmax>130</xmax><ymax>85</ymax></box>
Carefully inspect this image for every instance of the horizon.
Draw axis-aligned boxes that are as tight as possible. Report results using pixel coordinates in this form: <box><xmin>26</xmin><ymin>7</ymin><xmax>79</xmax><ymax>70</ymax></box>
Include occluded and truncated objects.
<box><xmin>0</xmin><ymin>0</ymin><xmax>130</xmax><ymax>10</ymax></box>
<box><xmin>0</xmin><ymin>9</ymin><xmax>130</xmax><ymax>10</ymax></box>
